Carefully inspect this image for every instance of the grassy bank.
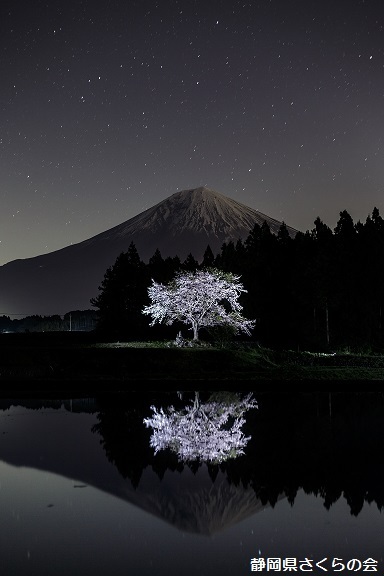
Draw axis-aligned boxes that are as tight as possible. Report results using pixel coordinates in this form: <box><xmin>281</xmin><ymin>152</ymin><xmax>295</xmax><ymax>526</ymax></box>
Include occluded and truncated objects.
<box><xmin>0</xmin><ymin>332</ymin><xmax>384</xmax><ymax>394</ymax></box>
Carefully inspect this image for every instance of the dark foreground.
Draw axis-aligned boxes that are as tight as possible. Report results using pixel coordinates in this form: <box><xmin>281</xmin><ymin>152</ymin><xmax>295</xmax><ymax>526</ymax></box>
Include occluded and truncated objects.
<box><xmin>1</xmin><ymin>332</ymin><xmax>384</xmax><ymax>396</ymax></box>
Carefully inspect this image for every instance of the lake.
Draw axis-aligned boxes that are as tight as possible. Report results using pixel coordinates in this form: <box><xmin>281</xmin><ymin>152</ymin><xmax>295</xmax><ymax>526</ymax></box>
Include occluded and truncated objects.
<box><xmin>0</xmin><ymin>391</ymin><xmax>383</xmax><ymax>576</ymax></box>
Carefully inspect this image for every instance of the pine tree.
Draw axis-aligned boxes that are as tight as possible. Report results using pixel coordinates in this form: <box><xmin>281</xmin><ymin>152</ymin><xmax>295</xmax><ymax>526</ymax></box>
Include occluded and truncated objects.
<box><xmin>201</xmin><ymin>244</ymin><xmax>215</xmax><ymax>268</ymax></box>
<box><xmin>182</xmin><ymin>252</ymin><xmax>199</xmax><ymax>271</ymax></box>
<box><xmin>90</xmin><ymin>241</ymin><xmax>149</xmax><ymax>338</ymax></box>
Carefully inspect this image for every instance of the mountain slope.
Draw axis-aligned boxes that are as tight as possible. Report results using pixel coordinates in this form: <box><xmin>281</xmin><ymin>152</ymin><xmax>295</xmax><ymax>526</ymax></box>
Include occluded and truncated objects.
<box><xmin>0</xmin><ymin>187</ymin><xmax>298</xmax><ymax>316</ymax></box>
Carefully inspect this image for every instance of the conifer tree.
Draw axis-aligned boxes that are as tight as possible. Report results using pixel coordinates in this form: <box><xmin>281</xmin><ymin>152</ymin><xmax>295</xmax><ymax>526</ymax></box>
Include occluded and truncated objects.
<box><xmin>91</xmin><ymin>241</ymin><xmax>149</xmax><ymax>337</ymax></box>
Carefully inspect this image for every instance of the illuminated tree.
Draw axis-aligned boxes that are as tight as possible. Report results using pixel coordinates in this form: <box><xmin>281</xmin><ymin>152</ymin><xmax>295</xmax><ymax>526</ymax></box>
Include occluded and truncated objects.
<box><xmin>142</xmin><ymin>267</ymin><xmax>255</xmax><ymax>340</ymax></box>
<box><xmin>143</xmin><ymin>392</ymin><xmax>257</xmax><ymax>464</ymax></box>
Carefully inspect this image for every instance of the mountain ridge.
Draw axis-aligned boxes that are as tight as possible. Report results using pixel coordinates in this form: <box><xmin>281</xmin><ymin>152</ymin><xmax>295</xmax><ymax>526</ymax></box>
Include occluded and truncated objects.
<box><xmin>0</xmin><ymin>186</ymin><xmax>299</xmax><ymax>316</ymax></box>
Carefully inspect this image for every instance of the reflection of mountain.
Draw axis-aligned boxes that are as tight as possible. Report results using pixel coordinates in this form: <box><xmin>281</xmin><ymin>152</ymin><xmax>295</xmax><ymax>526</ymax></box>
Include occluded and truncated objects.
<box><xmin>2</xmin><ymin>392</ymin><xmax>384</xmax><ymax>530</ymax></box>
<box><xmin>0</xmin><ymin>402</ymin><xmax>283</xmax><ymax>536</ymax></box>
<box><xmin>91</xmin><ymin>391</ymin><xmax>384</xmax><ymax>517</ymax></box>
<box><xmin>121</xmin><ymin>464</ymin><xmax>285</xmax><ymax>535</ymax></box>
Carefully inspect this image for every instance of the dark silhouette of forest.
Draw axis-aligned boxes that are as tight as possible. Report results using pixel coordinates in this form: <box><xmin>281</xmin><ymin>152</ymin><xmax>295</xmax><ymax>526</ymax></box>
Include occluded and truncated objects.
<box><xmin>0</xmin><ymin>309</ymin><xmax>97</xmax><ymax>333</ymax></box>
<box><xmin>1</xmin><ymin>393</ymin><xmax>383</xmax><ymax>520</ymax></box>
<box><xmin>92</xmin><ymin>391</ymin><xmax>384</xmax><ymax>518</ymax></box>
<box><xmin>90</xmin><ymin>207</ymin><xmax>384</xmax><ymax>351</ymax></box>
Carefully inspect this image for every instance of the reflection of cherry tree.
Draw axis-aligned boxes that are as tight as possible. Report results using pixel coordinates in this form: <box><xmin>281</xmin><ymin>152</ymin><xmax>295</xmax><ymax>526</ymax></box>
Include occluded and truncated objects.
<box><xmin>144</xmin><ymin>392</ymin><xmax>257</xmax><ymax>464</ymax></box>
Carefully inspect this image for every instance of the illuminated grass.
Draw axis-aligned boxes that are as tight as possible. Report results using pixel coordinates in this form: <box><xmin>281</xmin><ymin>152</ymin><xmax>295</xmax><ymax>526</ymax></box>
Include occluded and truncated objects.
<box><xmin>0</xmin><ymin>333</ymin><xmax>384</xmax><ymax>385</ymax></box>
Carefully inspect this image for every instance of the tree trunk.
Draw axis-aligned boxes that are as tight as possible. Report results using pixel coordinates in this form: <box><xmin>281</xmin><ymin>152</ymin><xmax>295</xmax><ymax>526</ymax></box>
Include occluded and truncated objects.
<box><xmin>192</xmin><ymin>322</ymin><xmax>199</xmax><ymax>340</ymax></box>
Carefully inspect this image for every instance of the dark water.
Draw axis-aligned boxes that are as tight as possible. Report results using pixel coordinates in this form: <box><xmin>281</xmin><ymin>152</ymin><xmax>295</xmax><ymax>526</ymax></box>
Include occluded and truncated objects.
<box><xmin>0</xmin><ymin>392</ymin><xmax>383</xmax><ymax>576</ymax></box>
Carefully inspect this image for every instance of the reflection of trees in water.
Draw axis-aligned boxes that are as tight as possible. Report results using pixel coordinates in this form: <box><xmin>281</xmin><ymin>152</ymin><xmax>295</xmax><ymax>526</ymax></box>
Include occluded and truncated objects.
<box><xmin>91</xmin><ymin>393</ymin><xmax>161</xmax><ymax>488</ymax></box>
<box><xmin>225</xmin><ymin>392</ymin><xmax>384</xmax><ymax>516</ymax></box>
<box><xmin>144</xmin><ymin>391</ymin><xmax>258</xmax><ymax>463</ymax></box>
<box><xmin>92</xmin><ymin>392</ymin><xmax>384</xmax><ymax>515</ymax></box>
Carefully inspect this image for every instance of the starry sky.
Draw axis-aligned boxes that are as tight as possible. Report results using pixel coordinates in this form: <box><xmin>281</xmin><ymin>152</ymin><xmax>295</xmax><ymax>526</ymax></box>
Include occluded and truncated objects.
<box><xmin>1</xmin><ymin>0</ymin><xmax>384</xmax><ymax>266</ymax></box>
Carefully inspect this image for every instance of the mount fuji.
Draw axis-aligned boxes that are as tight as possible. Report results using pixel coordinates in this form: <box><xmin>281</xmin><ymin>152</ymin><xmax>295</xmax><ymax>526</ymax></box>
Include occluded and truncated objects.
<box><xmin>0</xmin><ymin>187</ymin><xmax>298</xmax><ymax>317</ymax></box>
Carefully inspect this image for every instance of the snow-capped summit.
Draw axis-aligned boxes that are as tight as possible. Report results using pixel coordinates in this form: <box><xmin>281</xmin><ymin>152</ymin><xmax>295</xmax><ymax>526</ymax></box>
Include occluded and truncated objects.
<box><xmin>81</xmin><ymin>186</ymin><xmax>297</xmax><ymax>262</ymax></box>
<box><xmin>0</xmin><ymin>186</ymin><xmax>298</xmax><ymax>316</ymax></box>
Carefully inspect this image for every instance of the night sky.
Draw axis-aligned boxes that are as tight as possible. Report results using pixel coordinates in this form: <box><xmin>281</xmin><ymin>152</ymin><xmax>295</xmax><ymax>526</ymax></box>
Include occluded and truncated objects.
<box><xmin>1</xmin><ymin>0</ymin><xmax>384</xmax><ymax>266</ymax></box>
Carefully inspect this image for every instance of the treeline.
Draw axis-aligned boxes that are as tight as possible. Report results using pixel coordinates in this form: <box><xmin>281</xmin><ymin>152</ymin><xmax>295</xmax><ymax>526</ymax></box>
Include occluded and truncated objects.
<box><xmin>0</xmin><ymin>310</ymin><xmax>98</xmax><ymax>333</ymax></box>
<box><xmin>93</xmin><ymin>392</ymin><xmax>384</xmax><ymax>515</ymax></box>
<box><xmin>91</xmin><ymin>207</ymin><xmax>384</xmax><ymax>351</ymax></box>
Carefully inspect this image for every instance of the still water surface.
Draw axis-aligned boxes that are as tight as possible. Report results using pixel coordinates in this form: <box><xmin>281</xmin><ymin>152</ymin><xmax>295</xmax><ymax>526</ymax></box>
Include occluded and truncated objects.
<box><xmin>0</xmin><ymin>392</ymin><xmax>383</xmax><ymax>576</ymax></box>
